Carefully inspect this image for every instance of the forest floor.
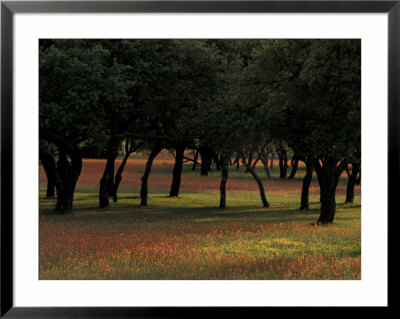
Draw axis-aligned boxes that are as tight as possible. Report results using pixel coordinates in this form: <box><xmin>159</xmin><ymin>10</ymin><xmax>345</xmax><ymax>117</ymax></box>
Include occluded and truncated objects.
<box><xmin>39</xmin><ymin>152</ymin><xmax>361</xmax><ymax>280</ymax></box>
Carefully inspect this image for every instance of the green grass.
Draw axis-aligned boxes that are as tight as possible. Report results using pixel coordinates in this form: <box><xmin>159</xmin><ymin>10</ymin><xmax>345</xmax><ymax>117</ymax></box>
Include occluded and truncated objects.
<box><xmin>39</xmin><ymin>157</ymin><xmax>361</xmax><ymax>280</ymax></box>
<box><xmin>40</xmin><ymin>188</ymin><xmax>360</xmax><ymax>225</ymax></box>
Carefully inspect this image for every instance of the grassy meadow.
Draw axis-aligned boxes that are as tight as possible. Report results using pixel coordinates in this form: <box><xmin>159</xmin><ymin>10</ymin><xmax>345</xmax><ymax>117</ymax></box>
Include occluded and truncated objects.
<box><xmin>39</xmin><ymin>152</ymin><xmax>361</xmax><ymax>280</ymax></box>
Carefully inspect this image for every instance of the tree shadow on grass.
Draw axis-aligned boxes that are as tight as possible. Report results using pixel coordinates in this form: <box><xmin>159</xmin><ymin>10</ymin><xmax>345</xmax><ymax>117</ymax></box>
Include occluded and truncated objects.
<box><xmin>112</xmin><ymin>195</ymin><xmax>141</xmax><ymax>200</ymax></box>
<box><xmin>40</xmin><ymin>202</ymin><xmax>326</xmax><ymax>225</ymax></box>
<box><xmin>337</xmin><ymin>202</ymin><xmax>361</xmax><ymax>209</ymax></box>
<box><xmin>39</xmin><ymin>192</ymin><xmax>360</xmax><ymax>225</ymax></box>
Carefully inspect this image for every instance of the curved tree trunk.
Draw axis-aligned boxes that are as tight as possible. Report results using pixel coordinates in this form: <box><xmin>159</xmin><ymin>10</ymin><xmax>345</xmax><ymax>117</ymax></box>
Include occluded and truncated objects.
<box><xmin>219</xmin><ymin>156</ymin><xmax>229</xmax><ymax>208</ymax></box>
<box><xmin>248</xmin><ymin>168</ymin><xmax>269</xmax><ymax>207</ymax></box>
<box><xmin>112</xmin><ymin>151</ymin><xmax>131</xmax><ymax>202</ymax></box>
<box><xmin>259</xmin><ymin>156</ymin><xmax>271</xmax><ymax>178</ymax></box>
<box><xmin>140</xmin><ymin>145</ymin><xmax>163</xmax><ymax>205</ymax></box>
<box><xmin>244</xmin><ymin>152</ymin><xmax>253</xmax><ymax>173</ymax></box>
<box><xmin>169</xmin><ymin>145</ymin><xmax>185</xmax><ymax>197</ymax></box>
<box><xmin>345</xmin><ymin>162</ymin><xmax>360</xmax><ymax>203</ymax></box>
<box><xmin>99</xmin><ymin>153</ymin><xmax>117</xmax><ymax>208</ymax></box>
<box><xmin>288</xmin><ymin>156</ymin><xmax>299</xmax><ymax>179</ymax></box>
<box><xmin>55</xmin><ymin>150</ymin><xmax>82</xmax><ymax>214</ymax></box>
<box><xmin>240</xmin><ymin>151</ymin><xmax>269</xmax><ymax>207</ymax></box>
<box><xmin>355</xmin><ymin>168</ymin><xmax>361</xmax><ymax>185</ymax></box>
<box><xmin>299</xmin><ymin>159</ymin><xmax>313</xmax><ymax>210</ymax></box>
<box><xmin>257</xmin><ymin>150</ymin><xmax>271</xmax><ymax>178</ymax></box>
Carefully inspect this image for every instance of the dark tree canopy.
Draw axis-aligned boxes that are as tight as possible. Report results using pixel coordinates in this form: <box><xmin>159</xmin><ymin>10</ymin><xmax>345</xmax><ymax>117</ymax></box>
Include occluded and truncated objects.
<box><xmin>39</xmin><ymin>39</ymin><xmax>361</xmax><ymax>224</ymax></box>
<box><xmin>243</xmin><ymin>39</ymin><xmax>361</xmax><ymax>223</ymax></box>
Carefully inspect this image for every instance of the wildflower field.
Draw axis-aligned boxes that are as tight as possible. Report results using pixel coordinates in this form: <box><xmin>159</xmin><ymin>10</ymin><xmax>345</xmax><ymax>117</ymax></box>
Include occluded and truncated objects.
<box><xmin>39</xmin><ymin>153</ymin><xmax>361</xmax><ymax>280</ymax></box>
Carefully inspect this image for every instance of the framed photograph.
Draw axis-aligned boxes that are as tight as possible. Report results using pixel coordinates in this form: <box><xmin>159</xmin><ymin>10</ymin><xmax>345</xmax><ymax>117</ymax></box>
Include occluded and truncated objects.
<box><xmin>1</xmin><ymin>0</ymin><xmax>394</xmax><ymax>317</ymax></box>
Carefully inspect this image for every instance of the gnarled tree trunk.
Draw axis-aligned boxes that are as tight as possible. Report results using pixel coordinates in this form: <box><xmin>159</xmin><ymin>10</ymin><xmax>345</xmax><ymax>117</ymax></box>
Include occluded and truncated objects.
<box><xmin>55</xmin><ymin>150</ymin><xmax>82</xmax><ymax>214</ymax></box>
<box><xmin>140</xmin><ymin>144</ymin><xmax>163</xmax><ymax>205</ymax></box>
<box><xmin>313</xmin><ymin>159</ymin><xmax>345</xmax><ymax>224</ymax></box>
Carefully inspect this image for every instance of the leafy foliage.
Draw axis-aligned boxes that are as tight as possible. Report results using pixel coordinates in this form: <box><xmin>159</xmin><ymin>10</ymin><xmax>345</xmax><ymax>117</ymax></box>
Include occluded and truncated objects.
<box><xmin>39</xmin><ymin>39</ymin><xmax>361</xmax><ymax>223</ymax></box>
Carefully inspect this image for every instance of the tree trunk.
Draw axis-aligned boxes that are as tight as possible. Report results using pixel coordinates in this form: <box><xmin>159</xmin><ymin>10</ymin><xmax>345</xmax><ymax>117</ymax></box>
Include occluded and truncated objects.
<box><xmin>288</xmin><ymin>156</ymin><xmax>299</xmax><ymax>179</ymax></box>
<box><xmin>192</xmin><ymin>150</ymin><xmax>199</xmax><ymax>171</ymax></box>
<box><xmin>244</xmin><ymin>152</ymin><xmax>253</xmax><ymax>173</ymax></box>
<box><xmin>260</xmin><ymin>157</ymin><xmax>271</xmax><ymax>178</ymax></box>
<box><xmin>39</xmin><ymin>149</ymin><xmax>57</xmax><ymax>198</ymax></box>
<box><xmin>278</xmin><ymin>150</ymin><xmax>288</xmax><ymax>179</ymax></box>
<box><xmin>345</xmin><ymin>162</ymin><xmax>360</xmax><ymax>203</ymax></box>
<box><xmin>169</xmin><ymin>145</ymin><xmax>185</xmax><ymax>197</ymax></box>
<box><xmin>252</xmin><ymin>157</ymin><xmax>260</xmax><ymax>170</ymax></box>
<box><xmin>319</xmin><ymin>181</ymin><xmax>337</xmax><ymax>224</ymax></box>
<box><xmin>270</xmin><ymin>152</ymin><xmax>274</xmax><ymax>170</ymax></box>
<box><xmin>199</xmin><ymin>147</ymin><xmax>212</xmax><ymax>176</ymax></box>
<box><xmin>313</xmin><ymin>159</ymin><xmax>343</xmax><ymax>224</ymax></box>
<box><xmin>212</xmin><ymin>152</ymin><xmax>221</xmax><ymax>171</ymax></box>
<box><xmin>299</xmin><ymin>159</ymin><xmax>313</xmax><ymax>210</ymax></box>
<box><xmin>258</xmin><ymin>152</ymin><xmax>271</xmax><ymax>178</ymax></box>
<box><xmin>236</xmin><ymin>155</ymin><xmax>240</xmax><ymax>170</ymax></box>
<box><xmin>54</xmin><ymin>150</ymin><xmax>82</xmax><ymax>214</ymax></box>
<box><xmin>248</xmin><ymin>168</ymin><xmax>269</xmax><ymax>207</ymax></box>
<box><xmin>112</xmin><ymin>151</ymin><xmax>131</xmax><ymax>202</ymax></box>
<box><xmin>46</xmin><ymin>178</ymin><xmax>55</xmax><ymax>198</ymax></box>
<box><xmin>99</xmin><ymin>153</ymin><xmax>117</xmax><ymax>208</ymax></box>
<box><xmin>239</xmin><ymin>151</ymin><xmax>269</xmax><ymax>207</ymax></box>
<box><xmin>140</xmin><ymin>145</ymin><xmax>163</xmax><ymax>205</ymax></box>
<box><xmin>107</xmin><ymin>165</ymin><xmax>115</xmax><ymax>197</ymax></box>
<box><xmin>219</xmin><ymin>156</ymin><xmax>229</xmax><ymax>208</ymax></box>
<box><xmin>355</xmin><ymin>168</ymin><xmax>361</xmax><ymax>185</ymax></box>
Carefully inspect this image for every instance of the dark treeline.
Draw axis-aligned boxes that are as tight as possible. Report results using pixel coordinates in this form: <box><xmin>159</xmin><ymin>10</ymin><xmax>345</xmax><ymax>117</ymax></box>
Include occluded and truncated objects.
<box><xmin>39</xmin><ymin>39</ymin><xmax>361</xmax><ymax>224</ymax></box>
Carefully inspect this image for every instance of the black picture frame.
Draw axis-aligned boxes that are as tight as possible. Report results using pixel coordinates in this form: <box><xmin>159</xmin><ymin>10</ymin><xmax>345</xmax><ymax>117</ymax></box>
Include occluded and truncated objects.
<box><xmin>0</xmin><ymin>1</ymin><xmax>394</xmax><ymax>317</ymax></box>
